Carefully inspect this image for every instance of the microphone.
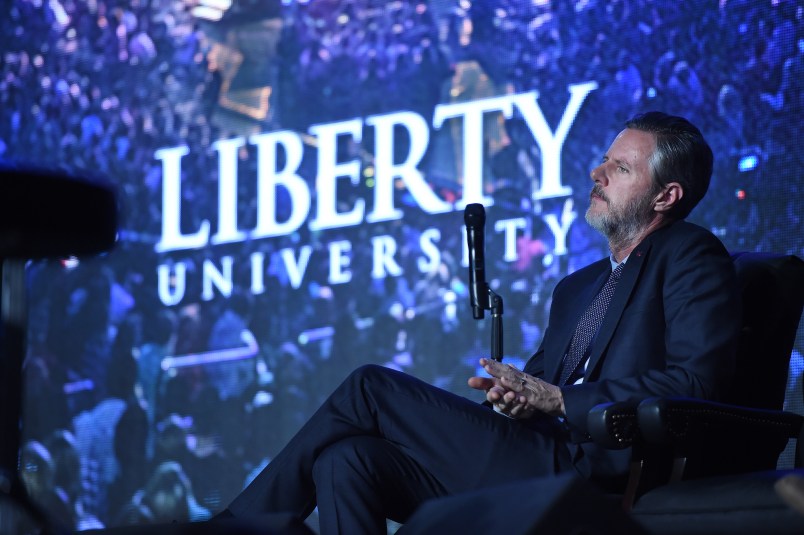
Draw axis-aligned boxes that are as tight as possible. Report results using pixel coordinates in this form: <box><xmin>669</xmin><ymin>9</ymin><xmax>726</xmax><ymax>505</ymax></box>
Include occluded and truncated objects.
<box><xmin>464</xmin><ymin>203</ymin><xmax>488</xmax><ymax>319</ymax></box>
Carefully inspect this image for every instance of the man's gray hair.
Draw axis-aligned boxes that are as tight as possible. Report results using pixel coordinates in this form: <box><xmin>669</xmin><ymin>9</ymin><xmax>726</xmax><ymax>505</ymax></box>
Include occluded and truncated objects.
<box><xmin>625</xmin><ymin>112</ymin><xmax>713</xmax><ymax>219</ymax></box>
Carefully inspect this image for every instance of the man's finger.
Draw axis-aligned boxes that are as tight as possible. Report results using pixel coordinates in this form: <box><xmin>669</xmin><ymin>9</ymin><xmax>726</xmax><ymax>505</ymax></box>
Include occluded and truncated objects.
<box><xmin>486</xmin><ymin>386</ymin><xmax>506</xmax><ymax>402</ymax></box>
<box><xmin>500</xmin><ymin>375</ymin><xmax>525</xmax><ymax>392</ymax></box>
<box><xmin>467</xmin><ymin>376</ymin><xmax>494</xmax><ymax>390</ymax></box>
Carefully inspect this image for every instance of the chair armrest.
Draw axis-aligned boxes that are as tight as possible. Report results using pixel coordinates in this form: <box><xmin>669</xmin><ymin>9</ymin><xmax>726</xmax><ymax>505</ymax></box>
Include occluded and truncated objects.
<box><xmin>636</xmin><ymin>397</ymin><xmax>803</xmax><ymax>477</ymax></box>
<box><xmin>587</xmin><ymin>401</ymin><xmax>640</xmax><ymax>449</ymax></box>
<box><xmin>637</xmin><ymin>397</ymin><xmax>802</xmax><ymax>444</ymax></box>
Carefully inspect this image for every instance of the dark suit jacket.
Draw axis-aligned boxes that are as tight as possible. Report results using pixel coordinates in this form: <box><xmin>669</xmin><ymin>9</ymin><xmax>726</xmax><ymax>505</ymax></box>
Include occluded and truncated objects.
<box><xmin>524</xmin><ymin>220</ymin><xmax>740</xmax><ymax>481</ymax></box>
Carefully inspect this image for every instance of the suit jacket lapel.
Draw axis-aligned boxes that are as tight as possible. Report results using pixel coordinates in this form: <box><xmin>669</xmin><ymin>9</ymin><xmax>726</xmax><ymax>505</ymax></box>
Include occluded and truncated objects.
<box><xmin>584</xmin><ymin>238</ymin><xmax>654</xmax><ymax>378</ymax></box>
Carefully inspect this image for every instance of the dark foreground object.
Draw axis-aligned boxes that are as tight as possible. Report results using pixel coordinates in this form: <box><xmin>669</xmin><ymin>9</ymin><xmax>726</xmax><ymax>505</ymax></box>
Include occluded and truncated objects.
<box><xmin>398</xmin><ymin>472</ymin><xmax>647</xmax><ymax>535</ymax></box>
<box><xmin>81</xmin><ymin>514</ymin><xmax>313</xmax><ymax>535</ymax></box>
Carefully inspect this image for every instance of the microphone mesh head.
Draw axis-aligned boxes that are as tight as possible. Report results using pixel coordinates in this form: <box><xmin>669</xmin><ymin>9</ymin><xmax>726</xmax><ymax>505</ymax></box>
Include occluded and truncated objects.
<box><xmin>464</xmin><ymin>203</ymin><xmax>486</xmax><ymax>227</ymax></box>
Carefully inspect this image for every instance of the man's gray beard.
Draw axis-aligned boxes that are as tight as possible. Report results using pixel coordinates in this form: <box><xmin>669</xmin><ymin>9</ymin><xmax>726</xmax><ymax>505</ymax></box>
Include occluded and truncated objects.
<box><xmin>585</xmin><ymin>190</ymin><xmax>657</xmax><ymax>249</ymax></box>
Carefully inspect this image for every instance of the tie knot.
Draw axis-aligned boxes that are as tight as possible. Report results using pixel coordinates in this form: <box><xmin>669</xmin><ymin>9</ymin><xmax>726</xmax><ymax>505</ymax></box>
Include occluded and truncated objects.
<box><xmin>611</xmin><ymin>262</ymin><xmax>625</xmax><ymax>280</ymax></box>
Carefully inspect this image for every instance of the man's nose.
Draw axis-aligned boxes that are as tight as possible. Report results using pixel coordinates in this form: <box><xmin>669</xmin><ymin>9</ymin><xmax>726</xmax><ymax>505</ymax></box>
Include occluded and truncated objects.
<box><xmin>590</xmin><ymin>164</ymin><xmax>606</xmax><ymax>185</ymax></box>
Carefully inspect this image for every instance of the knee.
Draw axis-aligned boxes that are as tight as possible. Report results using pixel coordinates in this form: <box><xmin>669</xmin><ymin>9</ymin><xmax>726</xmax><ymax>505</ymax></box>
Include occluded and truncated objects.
<box><xmin>345</xmin><ymin>363</ymin><xmax>392</xmax><ymax>388</ymax></box>
<box><xmin>335</xmin><ymin>364</ymin><xmax>410</xmax><ymax>408</ymax></box>
<box><xmin>349</xmin><ymin>363</ymin><xmax>385</xmax><ymax>381</ymax></box>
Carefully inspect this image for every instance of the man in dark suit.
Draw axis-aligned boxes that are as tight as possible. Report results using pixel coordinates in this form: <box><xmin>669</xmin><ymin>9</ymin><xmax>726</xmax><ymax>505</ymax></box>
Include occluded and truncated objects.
<box><xmin>218</xmin><ymin>112</ymin><xmax>740</xmax><ymax>534</ymax></box>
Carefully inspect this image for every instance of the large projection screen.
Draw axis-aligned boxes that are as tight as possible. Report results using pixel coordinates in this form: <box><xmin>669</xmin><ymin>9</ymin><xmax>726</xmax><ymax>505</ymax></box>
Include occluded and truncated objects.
<box><xmin>2</xmin><ymin>0</ymin><xmax>802</xmax><ymax>531</ymax></box>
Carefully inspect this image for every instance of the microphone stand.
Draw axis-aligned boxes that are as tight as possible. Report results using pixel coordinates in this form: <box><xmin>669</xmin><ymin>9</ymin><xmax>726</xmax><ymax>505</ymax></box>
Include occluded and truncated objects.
<box><xmin>463</xmin><ymin>202</ymin><xmax>504</xmax><ymax>362</ymax></box>
<box><xmin>473</xmin><ymin>286</ymin><xmax>505</xmax><ymax>411</ymax></box>
<box><xmin>477</xmin><ymin>285</ymin><xmax>505</xmax><ymax>362</ymax></box>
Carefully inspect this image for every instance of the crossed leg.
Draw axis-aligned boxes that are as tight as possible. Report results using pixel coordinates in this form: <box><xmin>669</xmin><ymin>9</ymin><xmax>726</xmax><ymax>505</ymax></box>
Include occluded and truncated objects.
<box><xmin>226</xmin><ymin>364</ymin><xmax>570</xmax><ymax>534</ymax></box>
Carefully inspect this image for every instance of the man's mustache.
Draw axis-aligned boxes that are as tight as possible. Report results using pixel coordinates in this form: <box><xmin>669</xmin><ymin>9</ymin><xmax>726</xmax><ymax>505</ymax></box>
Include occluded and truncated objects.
<box><xmin>591</xmin><ymin>185</ymin><xmax>609</xmax><ymax>203</ymax></box>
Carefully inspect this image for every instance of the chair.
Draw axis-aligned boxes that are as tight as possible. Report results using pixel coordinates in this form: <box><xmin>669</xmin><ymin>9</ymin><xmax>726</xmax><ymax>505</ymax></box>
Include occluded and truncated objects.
<box><xmin>588</xmin><ymin>252</ymin><xmax>804</xmax><ymax>533</ymax></box>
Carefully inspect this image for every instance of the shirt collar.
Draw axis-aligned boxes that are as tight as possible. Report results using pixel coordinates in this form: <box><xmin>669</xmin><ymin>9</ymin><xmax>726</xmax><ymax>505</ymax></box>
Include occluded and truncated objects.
<box><xmin>610</xmin><ymin>255</ymin><xmax>628</xmax><ymax>271</ymax></box>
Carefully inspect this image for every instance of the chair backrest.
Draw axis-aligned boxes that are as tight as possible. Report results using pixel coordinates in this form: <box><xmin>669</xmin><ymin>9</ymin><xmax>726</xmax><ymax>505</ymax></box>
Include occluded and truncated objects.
<box><xmin>647</xmin><ymin>253</ymin><xmax>804</xmax><ymax>480</ymax></box>
<box><xmin>723</xmin><ymin>252</ymin><xmax>804</xmax><ymax>411</ymax></box>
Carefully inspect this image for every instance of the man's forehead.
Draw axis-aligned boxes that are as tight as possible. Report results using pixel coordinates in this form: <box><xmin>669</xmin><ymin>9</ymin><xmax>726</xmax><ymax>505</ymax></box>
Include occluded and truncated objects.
<box><xmin>607</xmin><ymin>128</ymin><xmax>656</xmax><ymax>165</ymax></box>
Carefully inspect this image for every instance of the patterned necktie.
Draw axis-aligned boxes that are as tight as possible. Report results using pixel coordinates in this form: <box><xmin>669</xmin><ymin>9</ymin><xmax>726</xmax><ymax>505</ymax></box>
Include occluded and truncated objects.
<box><xmin>558</xmin><ymin>262</ymin><xmax>625</xmax><ymax>386</ymax></box>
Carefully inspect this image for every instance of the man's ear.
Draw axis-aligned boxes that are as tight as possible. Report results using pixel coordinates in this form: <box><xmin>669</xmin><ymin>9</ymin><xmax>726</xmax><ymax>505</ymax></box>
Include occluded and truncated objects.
<box><xmin>653</xmin><ymin>182</ymin><xmax>683</xmax><ymax>214</ymax></box>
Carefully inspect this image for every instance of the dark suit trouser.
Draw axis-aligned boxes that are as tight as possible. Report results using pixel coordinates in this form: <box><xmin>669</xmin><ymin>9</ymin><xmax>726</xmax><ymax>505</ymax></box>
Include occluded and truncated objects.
<box><xmin>227</xmin><ymin>364</ymin><xmax>572</xmax><ymax>535</ymax></box>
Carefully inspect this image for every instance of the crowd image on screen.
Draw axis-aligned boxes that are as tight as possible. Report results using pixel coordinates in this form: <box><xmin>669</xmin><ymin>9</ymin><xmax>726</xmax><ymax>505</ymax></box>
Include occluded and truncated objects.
<box><xmin>1</xmin><ymin>0</ymin><xmax>802</xmax><ymax>531</ymax></box>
